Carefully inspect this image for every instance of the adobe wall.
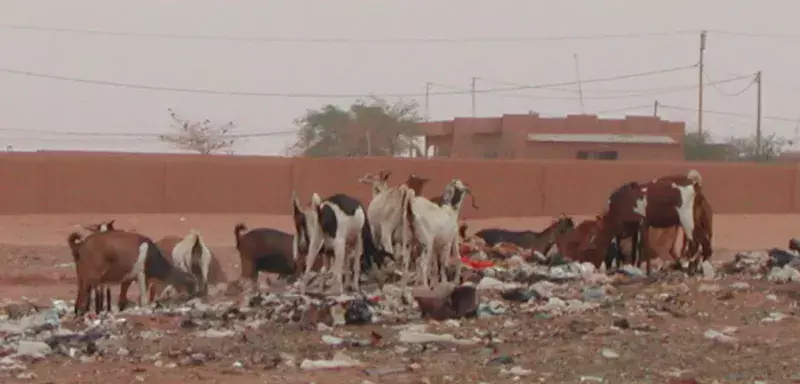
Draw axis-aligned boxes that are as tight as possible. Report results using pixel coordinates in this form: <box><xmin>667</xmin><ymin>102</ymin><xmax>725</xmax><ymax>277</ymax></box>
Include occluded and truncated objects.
<box><xmin>0</xmin><ymin>153</ymin><xmax>795</xmax><ymax>218</ymax></box>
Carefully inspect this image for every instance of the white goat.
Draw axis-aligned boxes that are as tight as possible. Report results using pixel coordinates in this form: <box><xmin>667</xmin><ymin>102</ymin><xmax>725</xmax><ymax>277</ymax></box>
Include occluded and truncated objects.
<box><xmin>293</xmin><ymin>192</ymin><xmax>369</xmax><ymax>294</ymax></box>
<box><xmin>169</xmin><ymin>230</ymin><xmax>213</xmax><ymax>295</ymax></box>
<box><xmin>357</xmin><ymin>171</ymin><xmax>415</xmax><ymax>288</ymax></box>
<box><xmin>407</xmin><ymin>179</ymin><xmax>472</xmax><ymax>287</ymax></box>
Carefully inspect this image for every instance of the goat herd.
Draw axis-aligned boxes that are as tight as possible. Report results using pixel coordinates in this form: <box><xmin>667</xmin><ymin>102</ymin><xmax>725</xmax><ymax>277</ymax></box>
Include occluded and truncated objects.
<box><xmin>64</xmin><ymin>169</ymin><xmax>713</xmax><ymax>317</ymax></box>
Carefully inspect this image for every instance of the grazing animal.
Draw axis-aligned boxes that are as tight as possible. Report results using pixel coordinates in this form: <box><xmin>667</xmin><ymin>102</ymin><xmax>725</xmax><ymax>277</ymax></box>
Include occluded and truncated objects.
<box><xmin>405</xmin><ymin>173</ymin><xmax>480</xmax><ymax>209</ymax></box>
<box><xmin>406</xmin><ymin>179</ymin><xmax>473</xmax><ymax>287</ymax></box>
<box><xmin>81</xmin><ymin>220</ymin><xmax>119</xmax><ymax>313</ymax></box>
<box><xmin>234</xmin><ymin>223</ymin><xmax>305</xmax><ymax>287</ymax></box>
<box><xmin>592</xmin><ymin>170</ymin><xmax>712</xmax><ymax>275</ymax></box>
<box><xmin>475</xmin><ymin>215</ymin><xmax>575</xmax><ymax>255</ymax></box>
<box><xmin>357</xmin><ymin>171</ymin><xmax>417</xmax><ymax>288</ymax></box>
<box><xmin>67</xmin><ymin>230</ymin><xmax>197</xmax><ymax>316</ymax></box>
<box><xmin>154</xmin><ymin>230</ymin><xmax>215</xmax><ymax>296</ymax></box>
<box><xmin>293</xmin><ymin>192</ymin><xmax>392</xmax><ymax>293</ymax></box>
<box><xmin>605</xmin><ymin>226</ymin><xmax>686</xmax><ymax>270</ymax></box>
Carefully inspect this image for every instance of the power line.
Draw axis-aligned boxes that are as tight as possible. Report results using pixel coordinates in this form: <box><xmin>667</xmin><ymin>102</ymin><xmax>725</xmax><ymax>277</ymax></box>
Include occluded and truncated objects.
<box><xmin>0</xmin><ymin>23</ymin><xmax>699</xmax><ymax>43</ymax></box>
<box><xmin>0</xmin><ymin>127</ymin><xmax>298</xmax><ymax>138</ymax></box>
<box><xmin>707</xmin><ymin>29</ymin><xmax>800</xmax><ymax>41</ymax></box>
<box><xmin>703</xmin><ymin>72</ymin><xmax>756</xmax><ymax>96</ymax></box>
<box><xmin>473</xmin><ymin>72</ymin><xmax>749</xmax><ymax>100</ymax></box>
<box><xmin>659</xmin><ymin>104</ymin><xmax>798</xmax><ymax>123</ymax></box>
<box><xmin>593</xmin><ymin>104</ymin><xmax>655</xmax><ymax>114</ymax></box>
<box><xmin>0</xmin><ymin>63</ymin><xmax>698</xmax><ymax>98</ymax></box>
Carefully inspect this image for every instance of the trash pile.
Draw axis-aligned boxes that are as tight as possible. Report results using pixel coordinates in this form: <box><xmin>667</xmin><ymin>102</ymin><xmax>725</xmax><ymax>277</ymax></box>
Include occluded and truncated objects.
<box><xmin>6</xmin><ymin>236</ymin><xmax>800</xmax><ymax>381</ymax></box>
<box><xmin>723</xmin><ymin>245</ymin><xmax>800</xmax><ymax>283</ymax></box>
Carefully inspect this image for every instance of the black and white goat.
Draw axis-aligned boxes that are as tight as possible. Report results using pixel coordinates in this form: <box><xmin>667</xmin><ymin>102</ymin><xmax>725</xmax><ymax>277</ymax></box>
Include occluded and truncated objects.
<box><xmin>292</xmin><ymin>192</ymin><xmax>392</xmax><ymax>294</ymax></box>
<box><xmin>407</xmin><ymin>179</ymin><xmax>473</xmax><ymax>287</ymax></box>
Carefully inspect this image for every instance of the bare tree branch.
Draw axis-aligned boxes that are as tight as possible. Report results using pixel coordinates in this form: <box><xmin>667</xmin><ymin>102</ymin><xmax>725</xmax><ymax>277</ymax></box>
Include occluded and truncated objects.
<box><xmin>159</xmin><ymin>108</ymin><xmax>238</xmax><ymax>154</ymax></box>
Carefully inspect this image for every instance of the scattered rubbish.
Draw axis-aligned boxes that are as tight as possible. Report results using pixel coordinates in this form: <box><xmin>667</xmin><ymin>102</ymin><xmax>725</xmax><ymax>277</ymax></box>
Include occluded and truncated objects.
<box><xmin>300</xmin><ymin>351</ymin><xmax>363</xmax><ymax>370</ymax></box>
<box><xmin>364</xmin><ymin>366</ymin><xmax>408</xmax><ymax>376</ymax></box>
<box><xmin>499</xmin><ymin>366</ymin><xmax>532</xmax><ymax>377</ymax></box>
<box><xmin>703</xmin><ymin>329</ymin><xmax>737</xmax><ymax>344</ymax></box>
<box><xmin>600</xmin><ymin>348</ymin><xmax>619</xmax><ymax>359</ymax></box>
<box><xmin>397</xmin><ymin>330</ymin><xmax>476</xmax><ymax>345</ymax></box>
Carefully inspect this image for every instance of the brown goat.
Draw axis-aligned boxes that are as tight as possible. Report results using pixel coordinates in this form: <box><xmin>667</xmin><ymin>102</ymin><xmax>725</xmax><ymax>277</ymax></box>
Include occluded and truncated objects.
<box><xmin>68</xmin><ymin>230</ymin><xmax>197</xmax><ymax>316</ymax></box>
<box><xmin>81</xmin><ymin>219</ymin><xmax>119</xmax><ymax>313</ymax></box>
<box><xmin>235</xmin><ymin>223</ymin><xmax>326</xmax><ymax>289</ymax></box>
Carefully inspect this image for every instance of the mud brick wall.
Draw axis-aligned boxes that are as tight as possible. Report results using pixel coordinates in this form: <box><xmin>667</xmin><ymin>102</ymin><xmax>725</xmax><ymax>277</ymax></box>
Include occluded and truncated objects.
<box><xmin>0</xmin><ymin>152</ymin><xmax>795</xmax><ymax>218</ymax></box>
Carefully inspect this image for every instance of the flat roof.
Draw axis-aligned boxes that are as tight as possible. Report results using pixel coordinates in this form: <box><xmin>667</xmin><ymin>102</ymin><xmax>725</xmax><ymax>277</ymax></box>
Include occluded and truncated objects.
<box><xmin>527</xmin><ymin>133</ymin><xmax>678</xmax><ymax>144</ymax></box>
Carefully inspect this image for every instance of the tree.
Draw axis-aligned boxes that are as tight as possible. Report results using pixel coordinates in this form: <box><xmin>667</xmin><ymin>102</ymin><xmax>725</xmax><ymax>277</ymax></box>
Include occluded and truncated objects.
<box><xmin>683</xmin><ymin>129</ymin><xmax>789</xmax><ymax>162</ymax></box>
<box><xmin>159</xmin><ymin>109</ymin><xmax>237</xmax><ymax>154</ymax></box>
<box><xmin>723</xmin><ymin>133</ymin><xmax>788</xmax><ymax>162</ymax></box>
<box><xmin>683</xmin><ymin>131</ymin><xmax>728</xmax><ymax>161</ymax></box>
<box><xmin>289</xmin><ymin>97</ymin><xmax>422</xmax><ymax>157</ymax></box>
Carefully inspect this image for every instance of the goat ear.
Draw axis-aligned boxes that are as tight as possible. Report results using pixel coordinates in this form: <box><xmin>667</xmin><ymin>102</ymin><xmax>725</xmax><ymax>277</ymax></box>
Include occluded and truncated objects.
<box><xmin>291</xmin><ymin>191</ymin><xmax>302</xmax><ymax>214</ymax></box>
<box><xmin>107</xmin><ymin>220</ymin><xmax>115</xmax><ymax>227</ymax></box>
<box><xmin>311</xmin><ymin>193</ymin><xmax>322</xmax><ymax>208</ymax></box>
<box><xmin>381</xmin><ymin>171</ymin><xmax>392</xmax><ymax>181</ymax></box>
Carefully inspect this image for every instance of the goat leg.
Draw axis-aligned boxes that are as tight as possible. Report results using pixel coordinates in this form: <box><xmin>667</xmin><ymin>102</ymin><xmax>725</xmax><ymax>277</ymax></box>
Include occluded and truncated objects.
<box><xmin>118</xmin><ymin>281</ymin><xmax>132</xmax><ymax>312</ymax></box>
<box><xmin>440</xmin><ymin>243</ymin><xmax>452</xmax><ymax>285</ymax></box>
<box><xmin>451</xmin><ymin>238</ymin><xmax>462</xmax><ymax>284</ymax></box>
<box><xmin>639</xmin><ymin>221</ymin><xmax>652</xmax><ymax>276</ymax></box>
<box><xmin>300</xmin><ymin>237</ymin><xmax>324</xmax><ymax>294</ymax></box>
<box><xmin>352</xmin><ymin>236</ymin><xmax>364</xmax><ymax>292</ymax></box>
<box><xmin>420</xmin><ymin>244</ymin><xmax>432</xmax><ymax>288</ymax></box>
<box><xmin>331</xmin><ymin>240</ymin><xmax>347</xmax><ymax>295</ymax></box>
<box><xmin>137</xmin><ymin>272</ymin><xmax>149</xmax><ymax>307</ymax></box>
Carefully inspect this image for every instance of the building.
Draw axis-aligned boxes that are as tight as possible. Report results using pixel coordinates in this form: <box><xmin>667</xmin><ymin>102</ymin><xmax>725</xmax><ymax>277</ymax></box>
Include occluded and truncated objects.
<box><xmin>417</xmin><ymin>113</ymin><xmax>685</xmax><ymax>161</ymax></box>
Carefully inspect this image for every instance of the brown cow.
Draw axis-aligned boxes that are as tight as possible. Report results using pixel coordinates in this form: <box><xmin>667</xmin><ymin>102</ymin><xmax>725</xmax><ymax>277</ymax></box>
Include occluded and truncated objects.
<box><xmin>591</xmin><ymin>170</ymin><xmax>712</xmax><ymax>275</ymax></box>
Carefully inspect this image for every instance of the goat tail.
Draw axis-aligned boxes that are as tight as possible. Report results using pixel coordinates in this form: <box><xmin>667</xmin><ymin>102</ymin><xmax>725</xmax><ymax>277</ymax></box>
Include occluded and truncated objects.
<box><xmin>234</xmin><ymin>223</ymin><xmax>247</xmax><ymax>249</ymax></box>
<box><xmin>402</xmin><ymin>186</ymin><xmax>416</xmax><ymax>260</ymax></box>
<box><xmin>67</xmin><ymin>232</ymin><xmax>83</xmax><ymax>261</ymax></box>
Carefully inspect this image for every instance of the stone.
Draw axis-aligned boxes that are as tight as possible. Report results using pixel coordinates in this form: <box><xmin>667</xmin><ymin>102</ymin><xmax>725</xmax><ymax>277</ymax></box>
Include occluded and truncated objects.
<box><xmin>15</xmin><ymin>341</ymin><xmax>51</xmax><ymax>359</ymax></box>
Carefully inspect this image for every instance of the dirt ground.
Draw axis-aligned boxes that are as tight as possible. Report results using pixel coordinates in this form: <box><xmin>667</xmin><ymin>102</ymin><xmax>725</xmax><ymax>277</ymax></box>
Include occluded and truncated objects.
<box><xmin>1</xmin><ymin>214</ymin><xmax>800</xmax><ymax>383</ymax></box>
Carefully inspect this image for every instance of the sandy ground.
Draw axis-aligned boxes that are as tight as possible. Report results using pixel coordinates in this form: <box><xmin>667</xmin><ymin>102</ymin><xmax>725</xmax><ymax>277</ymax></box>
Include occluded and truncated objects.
<box><xmin>1</xmin><ymin>214</ymin><xmax>799</xmax><ymax>383</ymax></box>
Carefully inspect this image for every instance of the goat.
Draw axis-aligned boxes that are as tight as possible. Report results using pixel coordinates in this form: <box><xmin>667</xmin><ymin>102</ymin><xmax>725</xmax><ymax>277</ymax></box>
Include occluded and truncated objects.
<box><xmin>154</xmin><ymin>230</ymin><xmax>215</xmax><ymax>296</ymax></box>
<box><xmin>475</xmin><ymin>215</ymin><xmax>575</xmax><ymax>255</ymax></box>
<box><xmin>407</xmin><ymin>179</ymin><xmax>473</xmax><ymax>287</ymax></box>
<box><xmin>293</xmin><ymin>192</ymin><xmax>393</xmax><ymax>294</ymax></box>
<box><xmin>405</xmin><ymin>173</ymin><xmax>480</xmax><ymax>210</ymax></box>
<box><xmin>81</xmin><ymin>220</ymin><xmax>119</xmax><ymax>313</ymax></box>
<box><xmin>357</xmin><ymin>171</ymin><xmax>417</xmax><ymax>288</ymax></box>
<box><xmin>67</xmin><ymin>230</ymin><xmax>197</xmax><ymax>316</ymax></box>
<box><xmin>234</xmin><ymin>223</ymin><xmax>305</xmax><ymax>288</ymax></box>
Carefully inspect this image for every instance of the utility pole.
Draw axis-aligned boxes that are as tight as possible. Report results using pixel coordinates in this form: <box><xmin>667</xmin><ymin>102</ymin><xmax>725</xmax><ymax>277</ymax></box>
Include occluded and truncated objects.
<box><xmin>653</xmin><ymin>100</ymin><xmax>659</xmax><ymax>117</ymax></box>
<box><xmin>573</xmin><ymin>53</ymin><xmax>586</xmax><ymax>113</ymax></box>
<box><xmin>698</xmin><ymin>30</ymin><xmax>707</xmax><ymax>135</ymax></box>
<box><xmin>756</xmin><ymin>71</ymin><xmax>762</xmax><ymax>159</ymax></box>
<box><xmin>424</xmin><ymin>82</ymin><xmax>431</xmax><ymax>122</ymax></box>
<box><xmin>471</xmin><ymin>77</ymin><xmax>477</xmax><ymax>117</ymax></box>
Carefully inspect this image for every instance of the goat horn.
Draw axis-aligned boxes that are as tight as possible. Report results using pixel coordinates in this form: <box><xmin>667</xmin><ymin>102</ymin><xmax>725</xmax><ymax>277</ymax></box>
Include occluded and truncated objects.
<box><xmin>469</xmin><ymin>192</ymin><xmax>480</xmax><ymax>210</ymax></box>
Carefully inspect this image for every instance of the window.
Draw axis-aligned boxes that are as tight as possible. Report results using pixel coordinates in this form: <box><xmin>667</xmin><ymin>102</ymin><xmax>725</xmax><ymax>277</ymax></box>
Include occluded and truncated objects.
<box><xmin>483</xmin><ymin>150</ymin><xmax>499</xmax><ymax>159</ymax></box>
<box><xmin>576</xmin><ymin>150</ymin><xmax>618</xmax><ymax>160</ymax></box>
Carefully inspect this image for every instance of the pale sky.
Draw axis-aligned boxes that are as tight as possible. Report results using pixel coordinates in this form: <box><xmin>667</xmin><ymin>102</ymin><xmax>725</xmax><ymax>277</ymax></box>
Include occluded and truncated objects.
<box><xmin>1</xmin><ymin>0</ymin><xmax>799</xmax><ymax>154</ymax></box>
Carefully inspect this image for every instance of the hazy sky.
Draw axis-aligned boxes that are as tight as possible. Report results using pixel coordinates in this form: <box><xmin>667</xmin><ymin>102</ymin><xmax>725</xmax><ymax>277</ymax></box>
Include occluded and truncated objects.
<box><xmin>2</xmin><ymin>0</ymin><xmax>799</xmax><ymax>154</ymax></box>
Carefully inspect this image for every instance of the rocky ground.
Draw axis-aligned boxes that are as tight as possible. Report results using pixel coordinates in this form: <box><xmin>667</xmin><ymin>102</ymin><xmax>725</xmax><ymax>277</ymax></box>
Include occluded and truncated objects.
<box><xmin>0</xmin><ymin>214</ymin><xmax>799</xmax><ymax>384</ymax></box>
